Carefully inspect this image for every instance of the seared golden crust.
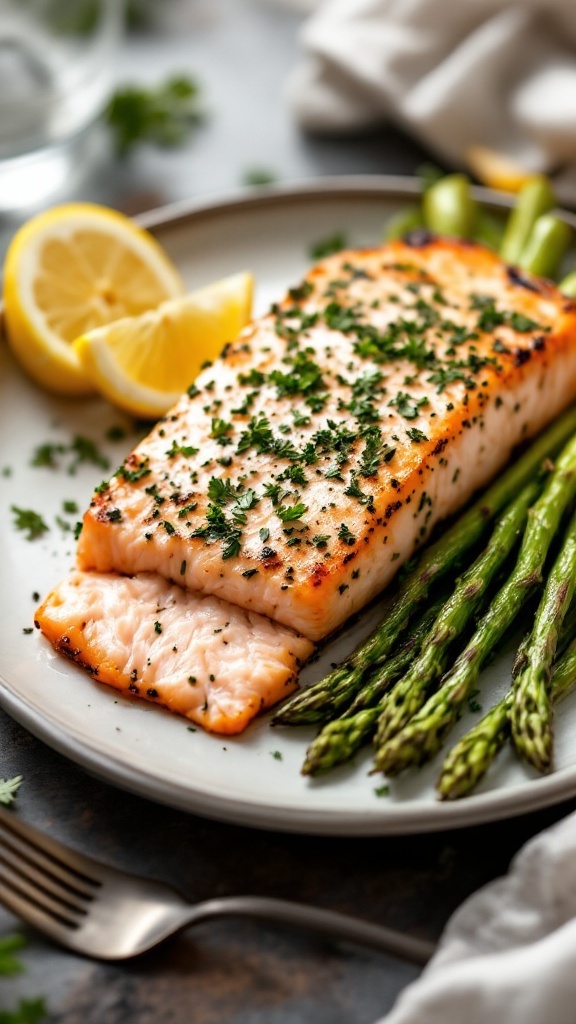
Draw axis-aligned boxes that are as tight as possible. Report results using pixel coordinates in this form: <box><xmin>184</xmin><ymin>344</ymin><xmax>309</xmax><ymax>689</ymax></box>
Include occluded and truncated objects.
<box><xmin>77</xmin><ymin>237</ymin><xmax>576</xmax><ymax>639</ymax></box>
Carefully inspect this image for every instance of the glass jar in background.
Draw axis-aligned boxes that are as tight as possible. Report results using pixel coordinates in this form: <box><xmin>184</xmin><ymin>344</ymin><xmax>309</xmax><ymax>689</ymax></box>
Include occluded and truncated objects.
<box><xmin>0</xmin><ymin>0</ymin><xmax>124</xmax><ymax>210</ymax></box>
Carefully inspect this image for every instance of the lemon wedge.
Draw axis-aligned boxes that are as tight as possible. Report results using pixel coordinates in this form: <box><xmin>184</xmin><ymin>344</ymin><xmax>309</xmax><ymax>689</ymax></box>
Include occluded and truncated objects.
<box><xmin>72</xmin><ymin>271</ymin><xmax>254</xmax><ymax>419</ymax></box>
<box><xmin>466</xmin><ymin>146</ymin><xmax>536</xmax><ymax>194</ymax></box>
<box><xmin>2</xmin><ymin>203</ymin><xmax>185</xmax><ymax>395</ymax></box>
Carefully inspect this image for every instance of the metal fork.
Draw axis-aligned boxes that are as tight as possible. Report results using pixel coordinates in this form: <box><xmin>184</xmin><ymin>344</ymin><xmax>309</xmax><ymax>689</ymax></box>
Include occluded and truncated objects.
<box><xmin>0</xmin><ymin>805</ymin><xmax>434</xmax><ymax>964</ymax></box>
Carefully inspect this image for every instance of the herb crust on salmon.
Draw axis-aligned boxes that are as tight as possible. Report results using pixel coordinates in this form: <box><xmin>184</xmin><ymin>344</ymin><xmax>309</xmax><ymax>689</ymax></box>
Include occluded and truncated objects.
<box><xmin>75</xmin><ymin>235</ymin><xmax>576</xmax><ymax>641</ymax></box>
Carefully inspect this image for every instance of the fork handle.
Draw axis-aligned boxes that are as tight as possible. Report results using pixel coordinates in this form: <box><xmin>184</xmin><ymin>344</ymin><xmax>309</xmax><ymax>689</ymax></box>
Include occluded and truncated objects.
<box><xmin>185</xmin><ymin>896</ymin><xmax>435</xmax><ymax>965</ymax></box>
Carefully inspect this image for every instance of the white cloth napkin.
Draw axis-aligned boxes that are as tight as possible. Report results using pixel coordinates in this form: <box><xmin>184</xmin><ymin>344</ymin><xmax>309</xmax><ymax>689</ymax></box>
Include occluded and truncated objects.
<box><xmin>378</xmin><ymin>810</ymin><xmax>576</xmax><ymax>1024</ymax></box>
<box><xmin>287</xmin><ymin>0</ymin><xmax>576</xmax><ymax>178</ymax></box>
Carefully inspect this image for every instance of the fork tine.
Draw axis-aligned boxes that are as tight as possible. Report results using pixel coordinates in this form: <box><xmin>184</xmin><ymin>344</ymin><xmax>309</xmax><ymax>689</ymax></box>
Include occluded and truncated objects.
<box><xmin>0</xmin><ymin>806</ymin><xmax>100</xmax><ymax>892</ymax></box>
<box><xmin>0</xmin><ymin>858</ymin><xmax>80</xmax><ymax>929</ymax></box>
<box><xmin>0</xmin><ymin>838</ymin><xmax>90</xmax><ymax>915</ymax></box>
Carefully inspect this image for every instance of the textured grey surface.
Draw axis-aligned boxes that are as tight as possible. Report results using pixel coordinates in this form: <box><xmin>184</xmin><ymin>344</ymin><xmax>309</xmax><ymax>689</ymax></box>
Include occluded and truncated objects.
<box><xmin>2</xmin><ymin>1</ymin><xmax>574</xmax><ymax>1021</ymax></box>
<box><xmin>3</xmin><ymin>713</ymin><xmax>576</xmax><ymax>1022</ymax></box>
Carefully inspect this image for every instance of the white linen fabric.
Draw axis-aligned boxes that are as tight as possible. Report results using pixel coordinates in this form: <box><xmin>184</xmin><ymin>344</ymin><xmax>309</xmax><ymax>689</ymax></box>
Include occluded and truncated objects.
<box><xmin>378</xmin><ymin>810</ymin><xmax>576</xmax><ymax>1024</ymax></box>
<box><xmin>287</xmin><ymin>0</ymin><xmax>576</xmax><ymax>174</ymax></box>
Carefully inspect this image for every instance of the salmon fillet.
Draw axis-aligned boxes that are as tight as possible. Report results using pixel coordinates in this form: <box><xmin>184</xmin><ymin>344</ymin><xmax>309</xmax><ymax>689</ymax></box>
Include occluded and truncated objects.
<box><xmin>35</xmin><ymin>571</ymin><xmax>313</xmax><ymax>734</ymax></box>
<box><xmin>76</xmin><ymin>235</ymin><xmax>576</xmax><ymax>641</ymax></box>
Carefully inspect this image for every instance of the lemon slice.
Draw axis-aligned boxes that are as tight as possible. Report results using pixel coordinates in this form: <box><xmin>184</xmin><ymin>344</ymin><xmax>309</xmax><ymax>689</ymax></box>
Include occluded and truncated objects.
<box><xmin>73</xmin><ymin>271</ymin><xmax>254</xmax><ymax>419</ymax></box>
<box><xmin>3</xmin><ymin>203</ymin><xmax>185</xmax><ymax>395</ymax></box>
<box><xmin>466</xmin><ymin>146</ymin><xmax>535</xmax><ymax>194</ymax></box>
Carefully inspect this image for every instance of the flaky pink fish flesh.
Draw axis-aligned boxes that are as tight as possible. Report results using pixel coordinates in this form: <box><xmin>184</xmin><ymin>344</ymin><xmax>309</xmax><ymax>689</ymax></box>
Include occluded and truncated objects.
<box><xmin>35</xmin><ymin>571</ymin><xmax>313</xmax><ymax>734</ymax></box>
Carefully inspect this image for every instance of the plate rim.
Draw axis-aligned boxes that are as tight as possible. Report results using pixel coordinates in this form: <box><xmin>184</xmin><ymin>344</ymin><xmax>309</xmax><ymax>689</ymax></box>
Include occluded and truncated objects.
<box><xmin>3</xmin><ymin>174</ymin><xmax>576</xmax><ymax>836</ymax></box>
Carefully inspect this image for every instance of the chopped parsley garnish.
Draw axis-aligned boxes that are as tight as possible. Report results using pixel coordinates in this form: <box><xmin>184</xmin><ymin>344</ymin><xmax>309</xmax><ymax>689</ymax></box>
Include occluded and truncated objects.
<box><xmin>191</xmin><ymin>502</ymin><xmax>243</xmax><ymax>560</ymax></box>
<box><xmin>388</xmin><ymin>391</ymin><xmax>428</xmax><ymax>420</ymax></box>
<box><xmin>242</xmin><ymin>167</ymin><xmax>278</xmax><ymax>186</ymax></box>
<box><xmin>338</xmin><ymin>523</ymin><xmax>356</xmax><ymax>545</ymax></box>
<box><xmin>106</xmin><ymin>74</ymin><xmax>203</xmax><ymax>157</ymax></box>
<box><xmin>165</xmin><ymin>440</ymin><xmax>199</xmax><ymax>458</ymax></box>
<box><xmin>106</xmin><ymin>425</ymin><xmax>126</xmax><ymax>442</ymax></box>
<box><xmin>145</xmin><ymin>483</ymin><xmax>166</xmax><ymax>505</ymax></box>
<box><xmin>269</xmin><ymin>350</ymin><xmax>325</xmax><ymax>398</ymax></box>
<box><xmin>237</xmin><ymin>414</ymin><xmax>275</xmax><ymax>455</ymax></box>
<box><xmin>291</xmin><ymin>409</ymin><xmax>311</xmax><ymax>427</ymax></box>
<box><xmin>30</xmin><ymin>442</ymin><xmax>66</xmax><ymax>468</ymax></box>
<box><xmin>67</xmin><ymin>435</ymin><xmax>110</xmax><ymax>475</ymax></box>
<box><xmin>29</xmin><ymin>434</ymin><xmax>109</xmax><ymax>475</ymax></box>
<box><xmin>208</xmin><ymin>476</ymin><xmax>242</xmax><ymax>505</ymax></box>
<box><xmin>210</xmin><ymin>418</ymin><xmax>233</xmax><ymax>445</ymax></box>
<box><xmin>117</xmin><ymin>456</ymin><xmax>151</xmax><ymax>482</ymax></box>
<box><xmin>276</xmin><ymin>502</ymin><xmax>307</xmax><ymax>522</ymax></box>
<box><xmin>309</xmin><ymin>232</ymin><xmax>347</xmax><ymax>260</ymax></box>
<box><xmin>344</xmin><ymin>474</ymin><xmax>374</xmax><ymax>511</ymax></box>
<box><xmin>312</xmin><ymin>534</ymin><xmax>330</xmax><ymax>548</ymax></box>
<box><xmin>11</xmin><ymin>507</ymin><xmax>49</xmax><ymax>541</ymax></box>
<box><xmin>288</xmin><ymin>280</ymin><xmax>313</xmax><ymax>302</ymax></box>
<box><xmin>0</xmin><ymin>775</ymin><xmax>23</xmax><ymax>806</ymax></box>
<box><xmin>277</xmin><ymin>464</ymin><xmax>308</xmax><ymax>487</ymax></box>
<box><xmin>262</xmin><ymin>482</ymin><xmax>284</xmax><ymax>506</ymax></box>
<box><xmin>358</xmin><ymin>426</ymin><xmax>395</xmax><ymax>477</ymax></box>
<box><xmin>238</xmin><ymin>368</ymin><xmax>265</xmax><ymax>387</ymax></box>
<box><xmin>509</xmin><ymin>312</ymin><xmax>540</xmax><ymax>333</ymax></box>
<box><xmin>406</xmin><ymin>427</ymin><xmax>428</xmax><ymax>443</ymax></box>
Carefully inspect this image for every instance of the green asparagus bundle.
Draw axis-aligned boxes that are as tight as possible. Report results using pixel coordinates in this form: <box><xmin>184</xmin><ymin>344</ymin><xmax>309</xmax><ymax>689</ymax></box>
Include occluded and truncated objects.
<box><xmin>385</xmin><ymin>171</ymin><xmax>572</xmax><ymax>279</ymax></box>
<box><xmin>438</xmin><ymin>628</ymin><xmax>576</xmax><ymax>800</ymax></box>
<box><xmin>499</xmin><ymin>175</ymin><xmax>555</xmax><ymax>264</ymax></box>
<box><xmin>511</xmin><ymin>508</ymin><xmax>576</xmax><ymax>772</ymax></box>
<box><xmin>372</xmin><ymin>478</ymin><xmax>542</xmax><ymax>754</ymax></box>
<box><xmin>272</xmin><ymin>408</ymin><xmax>576</xmax><ymax>728</ymax></box>
<box><xmin>373</xmin><ymin>430</ymin><xmax>576</xmax><ymax>777</ymax></box>
<box><xmin>301</xmin><ymin>601</ymin><xmax>444</xmax><ymax>776</ymax></box>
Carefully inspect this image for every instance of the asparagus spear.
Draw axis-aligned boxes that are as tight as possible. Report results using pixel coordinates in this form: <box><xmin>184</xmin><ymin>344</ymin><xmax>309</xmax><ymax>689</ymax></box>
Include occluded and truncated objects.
<box><xmin>438</xmin><ymin>629</ymin><xmax>576</xmax><ymax>800</ymax></box>
<box><xmin>282</xmin><ymin>600</ymin><xmax>441</xmax><ymax>734</ymax></box>
<box><xmin>373</xmin><ymin>478</ymin><xmax>541</xmax><ymax>756</ymax></box>
<box><xmin>518</xmin><ymin>213</ymin><xmax>572</xmax><ymax>279</ymax></box>
<box><xmin>374</xmin><ymin>429</ymin><xmax>576</xmax><ymax>776</ymax></box>
<box><xmin>511</xmin><ymin>508</ymin><xmax>576</xmax><ymax>772</ymax></box>
<box><xmin>302</xmin><ymin>707</ymin><xmax>381</xmax><ymax>777</ymax></box>
<box><xmin>559</xmin><ymin>270</ymin><xmax>576</xmax><ymax>298</ymax></box>
<box><xmin>368</xmin><ymin>475</ymin><xmax>541</xmax><ymax>770</ymax></box>
<box><xmin>272</xmin><ymin>407</ymin><xmax>576</xmax><ymax>727</ymax></box>
<box><xmin>384</xmin><ymin>206</ymin><xmax>424</xmax><ymax>241</ymax></box>
<box><xmin>423</xmin><ymin>174</ymin><xmax>477</xmax><ymax>237</ymax></box>
<box><xmin>300</xmin><ymin>602</ymin><xmax>444</xmax><ymax>776</ymax></box>
<box><xmin>499</xmin><ymin>175</ymin><xmax>555</xmax><ymax>264</ymax></box>
<box><xmin>347</xmin><ymin>599</ymin><xmax>445</xmax><ymax>715</ymax></box>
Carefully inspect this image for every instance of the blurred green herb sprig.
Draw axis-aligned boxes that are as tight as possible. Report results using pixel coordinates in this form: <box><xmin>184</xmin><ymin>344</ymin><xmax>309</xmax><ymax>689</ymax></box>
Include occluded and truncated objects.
<box><xmin>106</xmin><ymin>76</ymin><xmax>204</xmax><ymax>157</ymax></box>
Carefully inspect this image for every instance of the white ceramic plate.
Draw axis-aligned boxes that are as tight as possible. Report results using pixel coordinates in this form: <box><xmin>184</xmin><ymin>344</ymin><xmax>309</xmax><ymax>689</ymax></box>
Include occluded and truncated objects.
<box><xmin>2</xmin><ymin>175</ymin><xmax>576</xmax><ymax>836</ymax></box>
